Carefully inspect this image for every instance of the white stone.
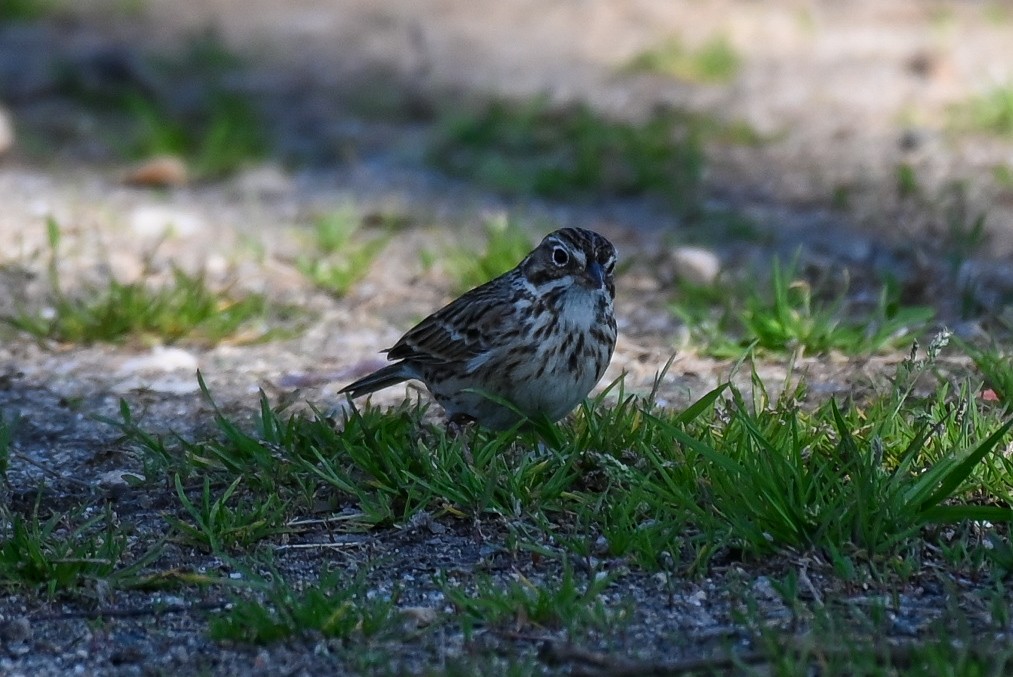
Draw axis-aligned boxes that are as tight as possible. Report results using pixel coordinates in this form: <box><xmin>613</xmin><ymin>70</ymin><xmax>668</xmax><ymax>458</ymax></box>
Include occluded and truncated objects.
<box><xmin>111</xmin><ymin>375</ymin><xmax>200</xmax><ymax>395</ymax></box>
<box><xmin>97</xmin><ymin>470</ymin><xmax>143</xmax><ymax>489</ymax></box>
<box><xmin>671</xmin><ymin>246</ymin><xmax>721</xmax><ymax>286</ymax></box>
<box><xmin>130</xmin><ymin>205</ymin><xmax>206</xmax><ymax>238</ymax></box>
<box><xmin>118</xmin><ymin>347</ymin><xmax>199</xmax><ymax>374</ymax></box>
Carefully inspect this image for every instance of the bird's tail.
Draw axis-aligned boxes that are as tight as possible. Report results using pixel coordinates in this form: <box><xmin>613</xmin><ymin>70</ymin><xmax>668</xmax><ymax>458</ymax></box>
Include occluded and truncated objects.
<box><xmin>339</xmin><ymin>362</ymin><xmax>414</xmax><ymax>399</ymax></box>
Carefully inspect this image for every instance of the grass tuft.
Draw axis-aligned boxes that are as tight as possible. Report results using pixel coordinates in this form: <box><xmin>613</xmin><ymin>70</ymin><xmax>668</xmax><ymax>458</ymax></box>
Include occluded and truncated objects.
<box><xmin>640</xmin><ymin>349</ymin><xmax>1013</xmax><ymax>568</ymax></box>
<box><xmin>428</xmin><ymin>97</ymin><xmax>704</xmax><ymax>216</ymax></box>
<box><xmin>960</xmin><ymin>338</ymin><xmax>1013</xmax><ymax>411</ymax></box>
<box><xmin>209</xmin><ymin>567</ymin><xmax>400</xmax><ymax>644</ymax></box>
<box><xmin>440</xmin><ymin>562</ymin><xmax>620</xmax><ymax>637</ymax></box>
<box><xmin>670</xmin><ymin>255</ymin><xmax>935</xmax><ymax>357</ymax></box>
<box><xmin>625</xmin><ymin>35</ymin><xmax>741</xmax><ymax>84</ymax></box>
<box><xmin>441</xmin><ymin>216</ymin><xmax>535</xmax><ymax>292</ymax></box>
<box><xmin>171</xmin><ymin>475</ymin><xmax>289</xmax><ymax>554</ymax></box>
<box><xmin>4</xmin><ymin>218</ymin><xmax>290</xmax><ymax>346</ymax></box>
<box><xmin>54</xmin><ymin>30</ymin><xmax>268</xmax><ymax>178</ymax></box>
<box><xmin>296</xmin><ymin>206</ymin><xmax>390</xmax><ymax>296</ymax></box>
<box><xmin>950</xmin><ymin>85</ymin><xmax>1013</xmax><ymax>137</ymax></box>
<box><xmin>0</xmin><ymin>499</ymin><xmax>159</xmax><ymax>597</ymax></box>
<box><xmin>124</xmin><ymin>90</ymin><xmax>268</xmax><ymax>179</ymax></box>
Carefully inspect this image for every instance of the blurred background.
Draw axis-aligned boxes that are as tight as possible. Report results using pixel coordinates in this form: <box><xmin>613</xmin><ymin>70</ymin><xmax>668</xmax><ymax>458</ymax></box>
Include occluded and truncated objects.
<box><xmin>3</xmin><ymin>0</ymin><xmax>1013</xmax><ymax>358</ymax></box>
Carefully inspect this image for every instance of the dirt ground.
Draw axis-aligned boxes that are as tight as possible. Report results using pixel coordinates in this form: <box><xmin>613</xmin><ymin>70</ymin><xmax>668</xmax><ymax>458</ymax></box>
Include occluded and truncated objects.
<box><xmin>2</xmin><ymin>1</ymin><xmax>1013</xmax><ymax>674</ymax></box>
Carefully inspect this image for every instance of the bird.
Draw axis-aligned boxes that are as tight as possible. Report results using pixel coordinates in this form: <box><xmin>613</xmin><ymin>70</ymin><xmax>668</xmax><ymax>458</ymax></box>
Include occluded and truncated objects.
<box><xmin>339</xmin><ymin>227</ymin><xmax>618</xmax><ymax>429</ymax></box>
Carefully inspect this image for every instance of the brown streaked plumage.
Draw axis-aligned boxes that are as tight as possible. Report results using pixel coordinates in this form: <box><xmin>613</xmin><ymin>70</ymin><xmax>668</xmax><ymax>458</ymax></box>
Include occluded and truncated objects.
<box><xmin>340</xmin><ymin>227</ymin><xmax>618</xmax><ymax>429</ymax></box>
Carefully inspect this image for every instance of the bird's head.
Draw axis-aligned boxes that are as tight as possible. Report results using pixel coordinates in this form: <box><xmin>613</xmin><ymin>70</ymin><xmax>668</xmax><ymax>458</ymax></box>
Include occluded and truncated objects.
<box><xmin>522</xmin><ymin>227</ymin><xmax>617</xmax><ymax>300</ymax></box>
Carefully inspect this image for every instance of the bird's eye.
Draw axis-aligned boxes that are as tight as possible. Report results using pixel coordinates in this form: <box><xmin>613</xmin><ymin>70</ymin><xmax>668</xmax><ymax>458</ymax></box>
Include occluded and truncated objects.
<box><xmin>552</xmin><ymin>246</ymin><xmax>569</xmax><ymax>266</ymax></box>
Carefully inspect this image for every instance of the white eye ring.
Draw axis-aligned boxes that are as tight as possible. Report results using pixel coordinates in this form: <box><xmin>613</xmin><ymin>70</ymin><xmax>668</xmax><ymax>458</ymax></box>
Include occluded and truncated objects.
<box><xmin>552</xmin><ymin>246</ymin><xmax>569</xmax><ymax>266</ymax></box>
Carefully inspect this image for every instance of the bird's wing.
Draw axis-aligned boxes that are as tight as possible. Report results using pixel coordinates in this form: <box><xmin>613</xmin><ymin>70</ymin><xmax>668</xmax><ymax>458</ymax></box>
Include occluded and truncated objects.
<box><xmin>385</xmin><ymin>280</ymin><xmax>518</xmax><ymax>367</ymax></box>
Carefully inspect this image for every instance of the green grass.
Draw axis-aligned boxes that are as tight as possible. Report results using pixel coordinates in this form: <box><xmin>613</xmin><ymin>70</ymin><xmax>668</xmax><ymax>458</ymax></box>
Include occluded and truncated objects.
<box><xmin>567</xmin><ymin>337</ymin><xmax>1011</xmax><ymax>572</ymax></box>
<box><xmin>680</xmin><ymin>207</ymin><xmax>769</xmax><ymax>245</ymax></box>
<box><xmin>123</xmin><ymin>89</ymin><xmax>267</xmax><ymax>179</ymax></box>
<box><xmin>209</xmin><ymin>567</ymin><xmax>400</xmax><ymax>644</ymax></box>
<box><xmin>657</xmin><ymin>372</ymin><xmax>1011</xmax><ymax>566</ymax></box>
<box><xmin>950</xmin><ymin>85</ymin><xmax>1013</xmax><ymax>137</ymax></box>
<box><xmin>0</xmin><ymin>499</ymin><xmax>159</xmax><ymax>597</ymax></box>
<box><xmin>0</xmin><ymin>0</ymin><xmax>59</xmax><ymax>20</ymax></box>
<box><xmin>4</xmin><ymin>219</ymin><xmax>291</xmax><ymax>345</ymax></box>
<box><xmin>296</xmin><ymin>206</ymin><xmax>390</xmax><ymax>297</ymax></box>
<box><xmin>985</xmin><ymin>2</ymin><xmax>1013</xmax><ymax>25</ymax></box>
<box><xmin>106</xmin><ymin>336</ymin><xmax>1012</xmax><ymax>579</ymax></box>
<box><xmin>960</xmin><ymin>339</ymin><xmax>1013</xmax><ymax>410</ymax></box>
<box><xmin>114</xmin><ymin>375</ymin><xmax>601</xmax><ymax>532</ymax></box>
<box><xmin>171</xmin><ymin>475</ymin><xmax>289</xmax><ymax>554</ymax></box>
<box><xmin>740</xmin><ymin>586</ymin><xmax>1013</xmax><ymax>676</ymax></box>
<box><xmin>896</xmin><ymin>162</ymin><xmax>920</xmax><ymax>197</ymax></box>
<box><xmin>670</xmin><ymin>256</ymin><xmax>935</xmax><ymax>358</ymax></box>
<box><xmin>54</xmin><ymin>30</ymin><xmax>268</xmax><ymax>178</ymax></box>
<box><xmin>428</xmin><ymin>97</ymin><xmax>705</xmax><ymax>217</ymax></box>
<box><xmin>440</xmin><ymin>562</ymin><xmax>621</xmax><ymax>637</ymax></box>
<box><xmin>7</xmin><ymin>265</ymin><xmax>277</xmax><ymax>345</ymax></box>
<box><xmin>625</xmin><ymin>34</ymin><xmax>742</xmax><ymax>84</ymax></box>
<box><xmin>440</xmin><ymin>216</ymin><xmax>535</xmax><ymax>292</ymax></box>
<box><xmin>79</xmin><ymin>336</ymin><xmax>1013</xmax><ymax>656</ymax></box>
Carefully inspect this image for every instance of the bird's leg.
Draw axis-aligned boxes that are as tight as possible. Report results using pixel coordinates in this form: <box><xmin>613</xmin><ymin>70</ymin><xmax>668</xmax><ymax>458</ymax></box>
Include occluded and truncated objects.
<box><xmin>446</xmin><ymin>413</ymin><xmax>476</xmax><ymax>465</ymax></box>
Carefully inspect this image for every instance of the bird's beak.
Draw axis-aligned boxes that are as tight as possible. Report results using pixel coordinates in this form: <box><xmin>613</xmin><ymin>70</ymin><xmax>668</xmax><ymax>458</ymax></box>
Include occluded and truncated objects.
<box><xmin>586</xmin><ymin>261</ymin><xmax>605</xmax><ymax>288</ymax></box>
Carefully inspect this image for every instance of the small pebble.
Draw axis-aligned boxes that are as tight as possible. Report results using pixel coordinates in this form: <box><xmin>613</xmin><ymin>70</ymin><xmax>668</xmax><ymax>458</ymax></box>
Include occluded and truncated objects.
<box><xmin>118</xmin><ymin>347</ymin><xmax>199</xmax><ymax>375</ymax></box>
<box><xmin>400</xmin><ymin>606</ymin><xmax>438</xmax><ymax>627</ymax></box>
<box><xmin>671</xmin><ymin>246</ymin><xmax>721</xmax><ymax>286</ymax></box>
<box><xmin>130</xmin><ymin>205</ymin><xmax>206</xmax><ymax>238</ymax></box>
<box><xmin>124</xmin><ymin>155</ymin><xmax>189</xmax><ymax>187</ymax></box>
<box><xmin>98</xmin><ymin>469</ymin><xmax>142</xmax><ymax>491</ymax></box>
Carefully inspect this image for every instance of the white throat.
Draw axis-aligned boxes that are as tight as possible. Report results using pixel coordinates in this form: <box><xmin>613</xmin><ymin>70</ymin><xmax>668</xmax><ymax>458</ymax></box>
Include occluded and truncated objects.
<box><xmin>558</xmin><ymin>286</ymin><xmax>604</xmax><ymax>329</ymax></box>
